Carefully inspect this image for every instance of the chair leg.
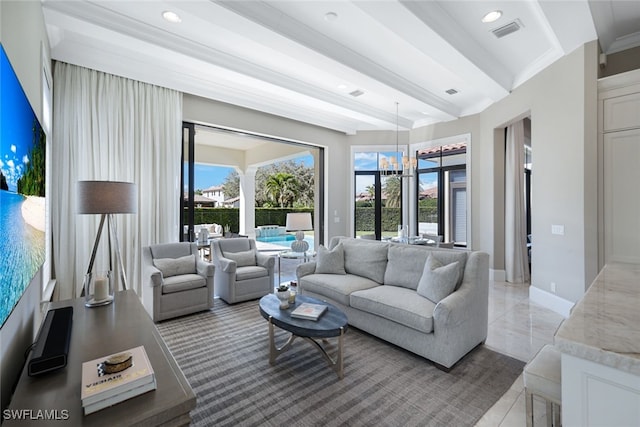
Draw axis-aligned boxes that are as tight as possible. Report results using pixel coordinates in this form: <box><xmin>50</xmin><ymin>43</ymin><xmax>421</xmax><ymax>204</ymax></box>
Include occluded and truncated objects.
<box><xmin>525</xmin><ymin>388</ymin><xmax>534</xmax><ymax>427</ymax></box>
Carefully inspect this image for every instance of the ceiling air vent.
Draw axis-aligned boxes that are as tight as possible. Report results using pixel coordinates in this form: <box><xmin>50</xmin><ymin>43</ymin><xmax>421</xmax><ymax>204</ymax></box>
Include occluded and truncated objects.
<box><xmin>491</xmin><ymin>19</ymin><xmax>523</xmax><ymax>39</ymax></box>
<box><xmin>445</xmin><ymin>88</ymin><xmax>458</xmax><ymax>95</ymax></box>
<box><xmin>349</xmin><ymin>89</ymin><xmax>364</xmax><ymax>97</ymax></box>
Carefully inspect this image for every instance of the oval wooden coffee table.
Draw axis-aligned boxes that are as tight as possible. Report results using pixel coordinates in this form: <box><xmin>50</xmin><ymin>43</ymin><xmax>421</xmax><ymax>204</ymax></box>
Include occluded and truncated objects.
<box><xmin>259</xmin><ymin>294</ymin><xmax>348</xmax><ymax>379</ymax></box>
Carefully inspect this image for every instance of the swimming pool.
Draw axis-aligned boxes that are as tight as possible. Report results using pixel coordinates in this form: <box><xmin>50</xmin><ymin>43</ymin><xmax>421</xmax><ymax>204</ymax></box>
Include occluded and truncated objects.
<box><xmin>256</xmin><ymin>235</ymin><xmax>314</xmax><ymax>249</ymax></box>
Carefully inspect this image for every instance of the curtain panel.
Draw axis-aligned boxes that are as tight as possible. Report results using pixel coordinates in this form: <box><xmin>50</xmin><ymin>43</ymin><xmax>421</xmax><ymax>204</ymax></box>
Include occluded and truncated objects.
<box><xmin>52</xmin><ymin>62</ymin><xmax>181</xmax><ymax>300</ymax></box>
<box><xmin>504</xmin><ymin>120</ymin><xmax>530</xmax><ymax>283</ymax></box>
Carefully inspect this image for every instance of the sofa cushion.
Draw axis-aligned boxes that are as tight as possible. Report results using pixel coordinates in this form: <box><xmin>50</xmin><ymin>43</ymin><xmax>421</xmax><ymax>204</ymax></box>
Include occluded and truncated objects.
<box><xmin>350</xmin><ymin>286</ymin><xmax>436</xmax><ymax>333</ymax></box>
<box><xmin>341</xmin><ymin>239</ymin><xmax>389</xmax><ymax>284</ymax></box>
<box><xmin>300</xmin><ymin>274</ymin><xmax>379</xmax><ymax>306</ymax></box>
<box><xmin>384</xmin><ymin>244</ymin><xmax>431</xmax><ymax>290</ymax></box>
<box><xmin>224</xmin><ymin>249</ymin><xmax>256</xmax><ymax>267</ymax></box>
<box><xmin>417</xmin><ymin>255</ymin><xmax>460</xmax><ymax>303</ymax></box>
<box><xmin>236</xmin><ymin>265</ymin><xmax>268</xmax><ymax>281</ymax></box>
<box><xmin>315</xmin><ymin>244</ymin><xmax>346</xmax><ymax>275</ymax></box>
<box><xmin>153</xmin><ymin>254</ymin><xmax>196</xmax><ymax>278</ymax></box>
<box><xmin>162</xmin><ymin>273</ymin><xmax>205</xmax><ymax>294</ymax></box>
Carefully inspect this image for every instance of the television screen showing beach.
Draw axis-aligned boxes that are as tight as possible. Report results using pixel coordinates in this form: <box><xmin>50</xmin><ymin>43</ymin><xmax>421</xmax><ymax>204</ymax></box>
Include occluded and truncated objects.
<box><xmin>0</xmin><ymin>45</ymin><xmax>46</xmax><ymax>327</ymax></box>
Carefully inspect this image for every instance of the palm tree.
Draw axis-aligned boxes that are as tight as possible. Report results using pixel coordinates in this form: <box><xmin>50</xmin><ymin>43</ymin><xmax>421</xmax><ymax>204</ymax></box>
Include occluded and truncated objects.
<box><xmin>382</xmin><ymin>176</ymin><xmax>402</xmax><ymax>208</ymax></box>
<box><xmin>264</xmin><ymin>173</ymin><xmax>299</xmax><ymax>207</ymax></box>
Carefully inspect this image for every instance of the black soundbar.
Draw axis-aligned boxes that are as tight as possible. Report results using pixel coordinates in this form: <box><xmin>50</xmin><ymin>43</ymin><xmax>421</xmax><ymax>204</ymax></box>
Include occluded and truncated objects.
<box><xmin>28</xmin><ymin>306</ymin><xmax>73</xmax><ymax>376</ymax></box>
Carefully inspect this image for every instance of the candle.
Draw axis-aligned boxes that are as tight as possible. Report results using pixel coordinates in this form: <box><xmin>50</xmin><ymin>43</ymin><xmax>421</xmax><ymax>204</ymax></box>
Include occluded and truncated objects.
<box><xmin>94</xmin><ymin>277</ymin><xmax>109</xmax><ymax>301</ymax></box>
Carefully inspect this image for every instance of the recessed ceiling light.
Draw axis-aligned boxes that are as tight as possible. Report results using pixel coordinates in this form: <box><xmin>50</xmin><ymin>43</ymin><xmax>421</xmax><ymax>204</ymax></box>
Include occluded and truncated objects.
<box><xmin>337</xmin><ymin>84</ymin><xmax>348</xmax><ymax>90</ymax></box>
<box><xmin>324</xmin><ymin>12</ymin><xmax>338</xmax><ymax>22</ymax></box>
<box><xmin>162</xmin><ymin>10</ymin><xmax>182</xmax><ymax>23</ymax></box>
<box><xmin>482</xmin><ymin>10</ymin><xmax>502</xmax><ymax>23</ymax></box>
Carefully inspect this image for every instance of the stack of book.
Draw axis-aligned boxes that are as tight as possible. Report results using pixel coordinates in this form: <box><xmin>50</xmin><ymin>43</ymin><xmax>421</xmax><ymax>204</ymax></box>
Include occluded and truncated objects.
<box><xmin>81</xmin><ymin>345</ymin><xmax>156</xmax><ymax>415</ymax></box>
<box><xmin>291</xmin><ymin>302</ymin><xmax>327</xmax><ymax>320</ymax></box>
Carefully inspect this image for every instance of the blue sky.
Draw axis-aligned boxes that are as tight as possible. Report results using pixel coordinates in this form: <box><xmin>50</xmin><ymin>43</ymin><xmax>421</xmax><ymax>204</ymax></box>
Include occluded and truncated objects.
<box><xmin>1</xmin><ymin>45</ymin><xmax>39</xmax><ymax>193</ymax></box>
<box><xmin>193</xmin><ymin>153</ymin><xmax>313</xmax><ymax>190</ymax></box>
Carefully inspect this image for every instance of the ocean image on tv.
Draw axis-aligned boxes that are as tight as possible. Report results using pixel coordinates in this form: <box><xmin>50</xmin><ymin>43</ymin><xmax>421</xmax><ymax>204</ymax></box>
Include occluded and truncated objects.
<box><xmin>0</xmin><ymin>44</ymin><xmax>46</xmax><ymax>327</ymax></box>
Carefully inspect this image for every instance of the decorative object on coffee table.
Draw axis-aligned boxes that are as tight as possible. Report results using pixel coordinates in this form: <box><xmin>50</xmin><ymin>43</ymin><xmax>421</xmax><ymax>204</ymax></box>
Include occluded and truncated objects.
<box><xmin>276</xmin><ymin>284</ymin><xmax>290</xmax><ymax>309</ymax></box>
<box><xmin>285</xmin><ymin>212</ymin><xmax>312</xmax><ymax>252</ymax></box>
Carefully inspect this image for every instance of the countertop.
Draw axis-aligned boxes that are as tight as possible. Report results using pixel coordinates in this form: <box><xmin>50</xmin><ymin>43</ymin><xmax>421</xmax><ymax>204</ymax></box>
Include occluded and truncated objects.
<box><xmin>554</xmin><ymin>262</ymin><xmax>640</xmax><ymax>375</ymax></box>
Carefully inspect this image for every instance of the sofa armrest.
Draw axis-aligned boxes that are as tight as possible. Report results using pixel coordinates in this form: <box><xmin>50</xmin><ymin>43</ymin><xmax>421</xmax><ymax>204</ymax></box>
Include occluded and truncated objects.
<box><xmin>146</xmin><ymin>265</ymin><xmax>163</xmax><ymax>287</ymax></box>
<box><xmin>215</xmin><ymin>256</ymin><xmax>237</xmax><ymax>273</ymax></box>
<box><xmin>256</xmin><ymin>252</ymin><xmax>275</xmax><ymax>270</ymax></box>
<box><xmin>296</xmin><ymin>262</ymin><xmax>316</xmax><ymax>280</ymax></box>
<box><xmin>196</xmin><ymin>258</ymin><xmax>214</xmax><ymax>277</ymax></box>
<box><xmin>433</xmin><ymin>284</ymin><xmax>475</xmax><ymax>327</ymax></box>
<box><xmin>433</xmin><ymin>251</ymin><xmax>489</xmax><ymax>331</ymax></box>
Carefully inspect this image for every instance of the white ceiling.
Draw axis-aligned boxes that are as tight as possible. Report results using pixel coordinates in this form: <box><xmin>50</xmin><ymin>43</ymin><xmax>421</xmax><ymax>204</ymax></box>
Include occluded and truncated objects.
<box><xmin>42</xmin><ymin>0</ymin><xmax>640</xmax><ymax>135</ymax></box>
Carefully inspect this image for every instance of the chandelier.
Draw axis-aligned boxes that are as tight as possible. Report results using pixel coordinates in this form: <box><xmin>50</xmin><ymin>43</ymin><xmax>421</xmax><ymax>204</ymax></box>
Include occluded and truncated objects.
<box><xmin>379</xmin><ymin>102</ymin><xmax>417</xmax><ymax>178</ymax></box>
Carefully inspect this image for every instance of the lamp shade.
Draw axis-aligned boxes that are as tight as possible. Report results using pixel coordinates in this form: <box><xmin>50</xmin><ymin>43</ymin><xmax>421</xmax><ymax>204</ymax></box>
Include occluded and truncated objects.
<box><xmin>285</xmin><ymin>212</ymin><xmax>313</xmax><ymax>231</ymax></box>
<box><xmin>77</xmin><ymin>181</ymin><xmax>138</xmax><ymax>214</ymax></box>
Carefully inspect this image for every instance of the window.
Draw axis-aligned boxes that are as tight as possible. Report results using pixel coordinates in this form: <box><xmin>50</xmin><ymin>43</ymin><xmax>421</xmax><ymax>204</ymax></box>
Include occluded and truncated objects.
<box><xmin>416</xmin><ymin>142</ymin><xmax>467</xmax><ymax>246</ymax></box>
<box><xmin>354</xmin><ymin>151</ymin><xmax>403</xmax><ymax>239</ymax></box>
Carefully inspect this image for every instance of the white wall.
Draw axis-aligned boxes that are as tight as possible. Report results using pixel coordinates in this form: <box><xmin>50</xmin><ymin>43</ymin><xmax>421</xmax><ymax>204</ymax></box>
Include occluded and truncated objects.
<box><xmin>0</xmin><ymin>0</ymin><xmax>50</xmax><ymax>411</ymax></box>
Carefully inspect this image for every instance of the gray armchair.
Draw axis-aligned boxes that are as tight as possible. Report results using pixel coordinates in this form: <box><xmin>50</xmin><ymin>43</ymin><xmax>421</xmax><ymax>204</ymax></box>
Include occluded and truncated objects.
<box><xmin>142</xmin><ymin>242</ymin><xmax>214</xmax><ymax>322</ymax></box>
<box><xmin>211</xmin><ymin>238</ymin><xmax>275</xmax><ymax>304</ymax></box>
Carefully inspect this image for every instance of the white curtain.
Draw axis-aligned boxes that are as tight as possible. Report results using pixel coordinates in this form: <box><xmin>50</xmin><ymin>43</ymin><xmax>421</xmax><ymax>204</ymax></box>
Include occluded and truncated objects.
<box><xmin>505</xmin><ymin>120</ymin><xmax>530</xmax><ymax>283</ymax></box>
<box><xmin>52</xmin><ymin>62</ymin><xmax>182</xmax><ymax>300</ymax></box>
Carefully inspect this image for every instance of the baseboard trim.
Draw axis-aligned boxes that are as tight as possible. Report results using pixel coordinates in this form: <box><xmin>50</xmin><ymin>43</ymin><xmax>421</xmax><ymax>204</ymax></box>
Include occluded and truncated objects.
<box><xmin>529</xmin><ymin>286</ymin><xmax>574</xmax><ymax>318</ymax></box>
<box><xmin>490</xmin><ymin>269</ymin><xmax>506</xmax><ymax>282</ymax></box>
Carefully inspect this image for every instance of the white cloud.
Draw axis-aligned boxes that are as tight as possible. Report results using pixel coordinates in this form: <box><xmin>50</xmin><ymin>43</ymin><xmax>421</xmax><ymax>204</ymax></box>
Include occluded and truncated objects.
<box><xmin>6</xmin><ymin>159</ymin><xmax>14</xmax><ymax>169</ymax></box>
<box><xmin>354</xmin><ymin>152</ymin><xmax>377</xmax><ymax>162</ymax></box>
<box><xmin>10</xmin><ymin>145</ymin><xmax>16</xmax><ymax>153</ymax></box>
<box><xmin>22</xmin><ymin>155</ymin><xmax>29</xmax><ymax>164</ymax></box>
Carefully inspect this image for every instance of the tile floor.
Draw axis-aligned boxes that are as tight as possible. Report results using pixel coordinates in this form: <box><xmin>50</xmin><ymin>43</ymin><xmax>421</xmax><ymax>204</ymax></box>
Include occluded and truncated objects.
<box><xmin>275</xmin><ymin>256</ymin><xmax>566</xmax><ymax>427</ymax></box>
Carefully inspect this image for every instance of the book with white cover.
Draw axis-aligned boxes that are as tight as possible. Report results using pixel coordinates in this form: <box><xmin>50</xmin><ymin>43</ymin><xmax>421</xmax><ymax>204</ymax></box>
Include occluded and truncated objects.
<box><xmin>83</xmin><ymin>379</ymin><xmax>157</xmax><ymax>415</ymax></box>
<box><xmin>291</xmin><ymin>302</ymin><xmax>327</xmax><ymax>320</ymax></box>
<box><xmin>81</xmin><ymin>345</ymin><xmax>155</xmax><ymax>406</ymax></box>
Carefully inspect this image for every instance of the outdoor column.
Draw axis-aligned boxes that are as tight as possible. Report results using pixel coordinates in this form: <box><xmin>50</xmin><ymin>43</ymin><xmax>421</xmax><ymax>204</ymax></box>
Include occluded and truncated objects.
<box><xmin>238</xmin><ymin>167</ymin><xmax>257</xmax><ymax>236</ymax></box>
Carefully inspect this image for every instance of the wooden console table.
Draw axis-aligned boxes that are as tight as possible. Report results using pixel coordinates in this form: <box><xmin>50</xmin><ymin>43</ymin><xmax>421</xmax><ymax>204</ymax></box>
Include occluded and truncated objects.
<box><xmin>6</xmin><ymin>290</ymin><xmax>195</xmax><ymax>426</ymax></box>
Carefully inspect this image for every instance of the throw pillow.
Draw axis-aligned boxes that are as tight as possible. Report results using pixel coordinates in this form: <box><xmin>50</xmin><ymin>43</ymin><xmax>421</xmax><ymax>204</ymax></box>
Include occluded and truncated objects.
<box><xmin>224</xmin><ymin>249</ymin><xmax>256</xmax><ymax>267</ymax></box>
<box><xmin>153</xmin><ymin>254</ymin><xmax>196</xmax><ymax>278</ymax></box>
<box><xmin>315</xmin><ymin>244</ymin><xmax>346</xmax><ymax>275</ymax></box>
<box><xmin>417</xmin><ymin>254</ymin><xmax>460</xmax><ymax>303</ymax></box>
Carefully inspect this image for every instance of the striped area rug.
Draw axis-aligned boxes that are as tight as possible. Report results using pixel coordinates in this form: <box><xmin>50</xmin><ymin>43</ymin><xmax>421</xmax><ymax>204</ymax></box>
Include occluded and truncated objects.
<box><xmin>156</xmin><ymin>299</ymin><xmax>524</xmax><ymax>427</ymax></box>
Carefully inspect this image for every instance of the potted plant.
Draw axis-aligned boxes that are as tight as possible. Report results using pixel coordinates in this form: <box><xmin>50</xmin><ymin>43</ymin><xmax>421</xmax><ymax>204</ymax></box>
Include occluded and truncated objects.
<box><xmin>276</xmin><ymin>284</ymin><xmax>290</xmax><ymax>309</ymax></box>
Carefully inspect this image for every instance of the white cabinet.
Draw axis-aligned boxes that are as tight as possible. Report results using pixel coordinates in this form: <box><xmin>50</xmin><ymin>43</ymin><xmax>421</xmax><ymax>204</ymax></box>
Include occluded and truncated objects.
<box><xmin>604</xmin><ymin>128</ymin><xmax>640</xmax><ymax>263</ymax></box>
<box><xmin>599</xmin><ymin>69</ymin><xmax>640</xmax><ymax>266</ymax></box>
<box><xmin>603</xmin><ymin>92</ymin><xmax>640</xmax><ymax>132</ymax></box>
<box><xmin>562</xmin><ymin>353</ymin><xmax>640</xmax><ymax>427</ymax></box>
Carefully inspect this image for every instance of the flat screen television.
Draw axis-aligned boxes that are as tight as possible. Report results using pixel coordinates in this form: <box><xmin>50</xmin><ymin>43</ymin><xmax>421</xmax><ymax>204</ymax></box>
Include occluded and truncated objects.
<box><xmin>0</xmin><ymin>43</ymin><xmax>46</xmax><ymax>328</ymax></box>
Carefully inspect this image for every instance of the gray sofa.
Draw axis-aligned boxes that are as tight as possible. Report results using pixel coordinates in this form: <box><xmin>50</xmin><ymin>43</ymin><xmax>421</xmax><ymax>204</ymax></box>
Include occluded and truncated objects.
<box><xmin>211</xmin><ymin>238</ymin><xmax>275</xmax><ymax>304</ymax></box>
<box><xmin>142</xmin><ymin>242</ymin><xmax>214</xmax><ymax>322</ymax></box>
<box><xmin>296</xmin><ymin>236</ymin><xmax>489</xmax><ymax>369</ymax></box>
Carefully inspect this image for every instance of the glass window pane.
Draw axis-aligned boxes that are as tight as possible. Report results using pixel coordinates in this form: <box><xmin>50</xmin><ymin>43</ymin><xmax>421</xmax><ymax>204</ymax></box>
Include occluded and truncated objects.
<box><xmin>354</xmin><ymin>152</ymin><xmax>379</xmax><ymax>171</ymax></box>
<box><xmin>442</xmin><ymin>152</ymin><xmax>466</xmax><ymax>167</ymax></box>
<box><xmin>446</xmin><ymin>169</ymin><xmax>466</xmax><ymax>245</ymax></box>
<box><xmin>355</xmin><ymin>175</ymin><xmax>375</xmax><ymax>236</ymax></box>
<box><xmin>381</xmin><ymin>175</ymin><xmax>401</xmax><ymax>237</ymax></box>
<box><xmin>418</xmin><ymin>156</ymin><xmax>440</xmax><ymax>169</ymax></box>
<box><xmin>418</xmin><ymin>171</ymin><xmax>439</xmax><ymax>235</ymax></box>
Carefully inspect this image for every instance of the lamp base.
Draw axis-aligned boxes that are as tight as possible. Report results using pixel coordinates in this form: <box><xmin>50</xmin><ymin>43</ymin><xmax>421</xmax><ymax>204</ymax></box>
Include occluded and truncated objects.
<box><xmin>291</xmin><ymin>230</ymin><xmax>309</xmax><ymax>252</ymax></box>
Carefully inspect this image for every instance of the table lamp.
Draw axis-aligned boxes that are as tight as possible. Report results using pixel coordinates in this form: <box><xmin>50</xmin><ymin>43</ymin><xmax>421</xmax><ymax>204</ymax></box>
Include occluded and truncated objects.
<box><xmin>77</xmin><ymin>180</ymin><xmax>137</xmax><ymax>298</ymax></box>
<box><xmin>285</xmin><ymin>212</ymin><xmax>312</xmax><ymax>252</ymax></box>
